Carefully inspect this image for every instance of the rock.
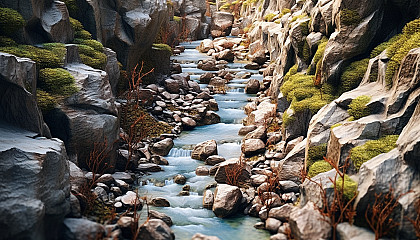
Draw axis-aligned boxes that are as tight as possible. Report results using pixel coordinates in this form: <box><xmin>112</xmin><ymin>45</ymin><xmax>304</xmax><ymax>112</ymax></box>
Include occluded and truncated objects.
<box><xmin>216</xmin><ymin>49</ymin><xmax>235</xmax><ymax>62</ymax></box>
<box><xmin>41</xmin><ymin>1</ymin><xmax>74</xmax><ymax>43</ymax></box>
<box><xmin>251</xmin><ymin>174</ymin><xmax>268</xmax><ymax>186</ymax></box>
<box><xmin>0</xmin><ymin>123</ymin><xmax>70</xmax><ymax>240</ymax></box>
<box><xmin>202</xmin><ymin>111</ymin><xmax>221</xmax><ymax>125</ymax></box>
<box><xmin>279</xmin><ymin>181</ymin><xmax>299</xmax><ymax>193</ymax></box>
<box><xmin>196</xmin><ymin>166</ymin><xmax>210</xmax><ymax>176</ymax></box>
<box><xmin>242</xmin><ymin>139</ymin><xmax>266</xmax><ymax>156</ymax></box>
<box><xmin>271</xmin><ymin>139</ymin><xmax>306</xmax><ymax>183</ymax></box>
<box><xmin>205</xmin><ymin>155</ymin><xmax>226</xmax><ymax>165</ymax></box>
<box><xmin>289</xmin><ymin>202</ymin><xmax>331</xmax><ymax>240</ymax></box>
<box><xmin>174</xmin><ymin>174</ymin><xmax>187</xmax><ymax>184</ymax></box>
<box><xmin>151</xmin><ymin>138</ymin><xmax>174</xmax><ymax>156</ymax></box>
<box><xmin>182</xmin><ymin>185</ymin><xmax>191</xmax><ymax>191</ymax></box>
<box><xmin>265</xmin><ymin>217</ymin><xmax>282</xmax><ymax>233</ymax></box>
<box><xmin>138</xmin><ymin>163</ymin><xmax>162</xmax><ymax>172</ymax></box>
<box><xmin>336</xmin><ymin>222</ymin><xmax>375</xmax><ymax>240</ymax></box>
<box><xmin>268</xmin><ymin>204</ymin><xmax>295</xmax><ymax>222</ymax></box>
<box><xmin>270</xmin><ymin>233</ymin><xmax>288</xmax><ymax>240</ymax></box>
<box><xmin>121</xmin><ymin>191</ymin><xmax>142</xmax><ymax>208</ymax></box>
<box><xmin>214</xmin><ymin>159</ymin><xmax>251</xmax><ymax>185</ymax></box>
<box><xmin>117</xmin><ymin>216</ymin><xmax>134</xmax><ymax>239</ymax></box>
<box><xmin>244</xmin><ymin>62</ymin><xmax>260</xmax><ymax>70</ymax></box>
<box><xmin>259</xmin><ymin>207</ymin><xmax>268</xmax><ymax>221</ymax></box>
<box><xmin>62</xmin><ymin>218</ymin><xmax>105</xmax><ymax>240</ymax></box>
<box><xmin>165</xmin><ymin>79</ymin><xmax>180</xmax><ymax>94</ymax></box>
<box><xmin>69</xmin><ymin>161</ymin><xmax>86</xmax><ymax>190</ymax></box>
<box><xmin>248</xmin><ymin>203</ymin><xmax>263</xmax><ymax>217</ymax></box>
<box><xmin>300</xmin><ymin>169</ymin><xmax>337</xmax><ymax>209</ymax></box>
<box><xmin>0</xmin><ymin>53</ymin><xmax>49</xmax><ymax>136</ymax></box>
<box><xmin>354</xmin><ymin>149</ymin><xmax>420</xmax><ymax>238</ymax></box>
<box><xmin>211</xmin><ymin>12</ymin><xmax>234</xmax><ymax>37</ymax></box>
<box><xmin>197</xmin><ymin>91</ymin><xmax>212</xmax><ymax>100</ymax></box>
<box><xmin>171</xmin><ymin>63</ymin><xmax>182</xmax><ymax>73</ymax></box>
<box><xmin>192</xmin><ymin>140</ymin><xmax>218</xmax><ymax>160</ymax></box>
<box><xmin>151</xmin><ymin>155</ymin><xmax>169</xmax><ymax>165</ymax></box>
<box><xmin>149</xmin><ymin>210</ymin><xmax>173</xmax><ymax>226</ymax></box>
<box><xmin>203</xmin><ymin>189</ymin><xmax>214</xmax><ymax>209</ymax></box>
<box><xmin>254</xmin><ymin>221</ymin><xmax>265</xmax><ymax>229</ymax></box>
<box><xmin>151</xmin><ymin>197</ymin><xmax>170</xmax><ymax>207</ymax></box>
<box><xmin>200</xmin><ymin>72</ymin><xmax>214</xmax><ymax>84</ymax></box>
<box><xmin>181</xmin><ymin>117</ymin><xmax>197</xmax><ymax>130</ymax></box>
<box><xmin>238</xmin><ymin>125</ymin><xmax>258</xmax><ymax>136</ymax></box>
<box><xmin>179</xmin><ymin>190</ymin><xmax>190</xmax><ymax>196</ymax></box>
<box><xmin>138</xmin><ymin>219</ymin><xmax>175</xmax><ymax>240</ymax></box>
<box><xmin>68</xmin><ymin>194</ymin><xmax>81</xmax><ymax>218</ymax></box>
<box><xmin>245</xmin><ymin>79</ymin><xmax>261</xmax><ymax>94</ymax></box>
<box><xmin>104</xmin><ymin>48</ymin><xmax>120</xmax><ymax>96</ymax></box>
<box><xmin>112</xmin><ymin>172</ymin><xmax>134</xmax><ymax>184</ymax></box>
<box><xmin>244</xmin><ymin>126</ymin><xmax>267</xmax><ymax>141</ymax></box>
<box><xmin>97</xmin><ymin>174</ymin><xmax>114</xmax><ymax>186</ymax></box>
<box><xmin>247</xmin><ymin>100</ymin><xmax>277</xmax><ymax>126</ymax></box>
<box><xmin>198</xmin><ymin>39</ymin><xmax>214</xmax><ymax>53</ymax></box>
<box><xmin>248</xmin><ymin>50</ymin><xmax>267</xmax><ymax>65</ymax></box>
<box><xmin>191</xmin><ymin>233</ymin><xmax>220</xmax><ymax>240</ymax></box>
<box><xmin>212</xmin><ymin>184</ymin><xmax>242</xmax><ymax>218</ymax></box>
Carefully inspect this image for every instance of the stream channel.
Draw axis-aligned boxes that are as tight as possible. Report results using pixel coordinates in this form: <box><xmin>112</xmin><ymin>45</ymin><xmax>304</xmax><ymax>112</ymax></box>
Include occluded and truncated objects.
<box><xmin>138</xmin><ymin>40</ymin><xmax>271</xmax><ymax>240</ymax></box>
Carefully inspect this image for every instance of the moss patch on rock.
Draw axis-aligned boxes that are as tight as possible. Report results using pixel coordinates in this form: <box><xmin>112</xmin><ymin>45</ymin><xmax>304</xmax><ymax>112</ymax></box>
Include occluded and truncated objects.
<box><xmin>152</xmin><ymin>43</ymin><xmax>172</xmax><ymax>53</ymax></box>
<box><xmin>308</xmin><ymin>160</ymin><xmax>332</xmax><ymax>178</ymax></box>
<box><xmin>338</xmin><ymin>58</ymin><xmax>369</xmax><ymax>94</ymax></box>
<box><xmin>335</xmin><ymin>175</ymin><xmax>357</xmax><ymax>201</ymax></box>
<box><xmin>264</xmin><ymin>13</ymin><xmax>277</xmax><ymax>22</ymax></box>
<box><xmin>340</xmin><ymin>9</ymin><xmax>361</xmax><ymax>26</ymax></box>
<box><xmin>307</xmin><ymin>143</ymin><xmax>327</xmax><ymax>167</ymax></box>
<box><xmin>0</xmin><ymin>7</ymin><xmax>25</xmax><ymax>37</ymax></box>
<box><xmin>0</xmin><ymin>36</ymin><xmax>17</xmax><ymax>47</ymax></box>
<box><xmin>77</xmin><ymin>44</ymin><xmax>107</xmax><ymax>70</ymax></box>
<box><xmin>348</xmin><ymin>95</ymin><xmax>370</xmax><ymax>120</ymax></box>
<box><xmin>0</xmin><ymin>45</ymin><xmax>63</xmax><ymax>68</ymax></box>
<box><xmin>308</xmin><ymin>38</ymin><xmax>328</xmax><ymax>75</ymax></box>
<box><xmin>350</xmin><ymin>135</ymin><xmax>398</xmax><ymax>171</ymax></box>
<box><xmin>38</xmin><ymin>68</ymin><xmax>78</xmax><ymax>96</ymax></box>
<box><xmin>74</xmin><ymin>39</ymin><xmax>104</xmax><ymax>52</ymax></box>
<box><xmin>36</xmin><ymin>89</ymin><xmax>57</xmax><ymax>112</ymax></box>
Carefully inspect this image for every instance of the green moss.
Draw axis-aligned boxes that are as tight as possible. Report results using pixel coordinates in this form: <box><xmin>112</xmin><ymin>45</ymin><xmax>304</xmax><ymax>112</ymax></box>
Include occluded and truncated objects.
<box><xmin>36</xmin><ymin>89</ymin><xmax>57</xmax><ymax>112</ymax></box>
<box><xmin>38</xmin><ymin>68</ymin><xmax>78</xmax><ymax>96</ymax></box>
<box><xmin>402</xmin><ymin>18</ymin><xmax>420</xmax><ymax>35</ymax></box>
<box><xmin>302</xmin><ymin>40</ymin><xmax>311</xmax><ymax>62</ymax></box>
<box><xmin>264</xmin><ymin>13</ymin><xmax>277</xmax><ymax>22</ymax></box>
<box><xmin>173</xmin><ymin>16</ymin><xmax>181</xmax><ymax>23</ymax></box>
<box><xmin>348</xmin><ymin>95</ymin><xmax>371</xmax><ymax>120</ymax></box>
<box><xmin>308</xmin><ymin>160</ymin><xmax>332</xmax><ymax>178</ymax></box>
<box><xmin>69</xmin><ymin>17</ymin><xmax>84</xmax><ymax>32</ymax></box>
<box><xmin>152</xmin><ymin>43</ymin><xmax>172</xmax><ymax>53</ymax></box>
<box><xmin>331</xmin><ymin>123</ymin><xmax>342</xmax><ymax>129</ymax></box>
<box><xmin>283</xmin><ymin>64</ymin><xmax>298</xmax><ymax>82</ymax></box>
<box><xmin>370</xmin><ymin>34</ymin><xmax>401</xmax><ymax>58</ymax></box>
<box><xmin>350</xmin><ymin>135</ymin><xmax>399</xmax><ymax>171</ymax></box>
<box><xmin>73</xmin><ymin>38</ymin><xmax>103</xmax><ymax>52</ymax></box>
<box><xmin>282</xmin><ymin>111</ymin><xmax>295</xmax><ymax>127</ymax></box>
<box><xmin>274</xmin><ymin>19</ymin><xmax>281</xmax><ymax>24</ymax></box>
<box><xmin>42</xmin><ymin>42</ymin><xmax>66</xmax><ymax>61</ymax></box>
<box><xmin>63</xmin><ymin>0</ymin><xmax>78</xmax><ymax>17</ymax></box>
<box><xmin>75</xmin><ymin>29</ymin><xmax>92</xmax><ymax>40</ymax></box>
<box><xmin>220</xmin><ymin>3</ymin><xmax>231</xmax><ymax>10</ymax></box>
<box><xmin>307</xmin><ymin>143</ymin><xmax>327</xmax><ymax>167</ymax></box>
<box><xmin>338</xmin><ymin>58</ymin><xmax>369</xmax><ymax>94</ymax></box>
<box><xmin>308</xmin><ymin>38</ymin><xmax>328</xmax><ymax>75</ymax></box>
<box><xmin>77</xmin><ymin>44</ymin><xmax>107</xmax><ymax>70</ymax></box>
<box><xmin>340</xmin><ymin>9</ymin><xmax>361</xmax><ymax>26</ymax></box>
<box><xmin>0</xmin><ymin>8</ymin><xmax>25</xmax><ymax>37</ymax></box>
<box><xmin>281</xmin><ymin>8</ymin><xmax>291</xmax><ymax>15</ymax></box>
<box><xmin>335</xmin><ymin>175</ymin><xmax>358</xmax><ymax>201</ymax></box>
<box><xmin>0</xmin><ymin>45</ymin><xmax>63</xmax><ymax>68</ymax></box>
<box><xmin>0</xmin><ymin>36</ymin><xmax>17</xmax><ymax>47</ymax></box>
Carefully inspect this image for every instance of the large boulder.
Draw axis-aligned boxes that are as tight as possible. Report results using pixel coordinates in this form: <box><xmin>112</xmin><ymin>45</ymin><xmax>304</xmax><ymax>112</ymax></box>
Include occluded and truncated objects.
<box><xmin>0</xmin><ymin>122</ymin><xmax>70</xmax><ymax>240</ymax></box>
<box><xmin>0</xmin><ymin>53</ymin><xmax>50</xmax><ymax>136</ymax></box>
<box><xmin>138</xmin><ymin>219</ymin><xmax>175</xmax><ymax>240</ymax></box>
<box><xmin>289</xmin><ymin>202</ymin><xmax>331</xmax><ymax>240</ymax></box>
<box><xmin>245</xmin><ymin>79</ymin><xmax>261</xmax><ymax>94</ymax></box>
<box><xmin>241</xmin><ymin>139</ymin><xmax>266</xmax><ymax>156</ymax></box>
<box><xmin>198</xmin><ymin>39</ymin><xmax>214</xmax><ymax>53</ymax></box>
<box><xmin>41</xmin><ymin>1</ymin><xmax>74</xmax><ymax>43</ymax></box>
<box><xmin>271</xmin><ymin>139</ymin><xmax>307</xmax><ymax>184</ymax></box>
<box><xmin>214</xmin><ymin>159</ymin><xmax>251</xmax><ymax>184</ymax></box>
<box><xmin>192</xmin><ymin>140</ymin><xmax>218</xmax><ymax>160</ymax></box>
<box><xmin>62</xmin><ymin>218</ymin><xmax>105</xmax><ymax>240</ymax></box>
<box><xmin>151</xmin><ymin>138</ymin><xmax>174</xmax><ymax>156</ymax></box>
<box><xmin>246</xmin><ymin>99</ymin><xmax>277</xmax><ymax>126</ymax></box>
<box><xmin>212</xmin><ymin>184</ymin><xmax>242</xmax><ymax>218</ymax></box>
<box><xmin>210</xmin><ymin>12</ymin><xmax>234</xmax><ymax>38</ymax></box>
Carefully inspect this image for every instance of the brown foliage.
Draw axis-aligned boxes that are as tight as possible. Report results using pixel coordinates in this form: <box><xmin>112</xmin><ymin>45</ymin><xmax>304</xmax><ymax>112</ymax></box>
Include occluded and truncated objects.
<box><xmin>225</xmin><ymin>158</ymin><xmax>245</xmax><ymax>186</ymax></box>
<box><xmin>258</xmin><ymin>167</ymin><xmax>281</xmax><ymax>209</ymax></box>
<box><xmin>407</xmin><ymin>198</ymin><xmax>420</xmax><ymax>238</ymax></box>
<box><xmin>365</xmin><ymin>186</ymin><xmax>412</xmax><ymax>240</ymax></box>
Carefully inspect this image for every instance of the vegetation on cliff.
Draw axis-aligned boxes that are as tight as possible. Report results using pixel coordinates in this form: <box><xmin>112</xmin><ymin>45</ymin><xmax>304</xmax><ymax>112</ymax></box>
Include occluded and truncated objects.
<box><xmin>0</xmin><ymin>7</ymin><xmax>25</xmax><ymax>37</ymax></box>
<box><xmin>348</xmin><ymin>95</ymin><xmax>371</xmax><ymax>120</ymax></box>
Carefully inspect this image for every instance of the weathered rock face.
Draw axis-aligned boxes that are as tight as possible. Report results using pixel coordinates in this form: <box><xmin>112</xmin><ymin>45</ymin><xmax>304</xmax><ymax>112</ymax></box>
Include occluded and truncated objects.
<box><xmin>69</xmin><ymin>0</ymin><xmax>167</xmax><ymax>69</ymax></box>
<box><xmin>211</xmin><ymin>12</ymin><xmax>234</xmax><ymax>38</ymax></box>
<box><xmin>0</xmin><ymin>53</ymin><xmax>50</xmax><ymax>137</ymax></box>
<box><xmin>242</xmin><ymin>139</ymin><xmax>266</xmax><ymax>156</ymax></box>
<box><xmin>271</xmin><ymin>139</ymin><xmax>307</xmax><ymax>184</ymax></box>
<box><xmin>62</xmin><ymin>218</ymin><xmax>105</xmax><ymax>240</ymax></box>
<box><xmin>212</xmin><ymin>184</ymin><xmax>242</xmax><ymax>218</ymax></box>
<box><xmin>289</xmin><ymin>202</ymin><xmax>331</xmax><ymax>240</ymax></box>
<box><xmin>0</xmin><ymin>122</ymin><xmax>70</xmax><ymax>240</ymax></box>
<box><xmin>192</xmin><ymin>140</ymin><xmax>218</xmax><ymax>160</ymax></box>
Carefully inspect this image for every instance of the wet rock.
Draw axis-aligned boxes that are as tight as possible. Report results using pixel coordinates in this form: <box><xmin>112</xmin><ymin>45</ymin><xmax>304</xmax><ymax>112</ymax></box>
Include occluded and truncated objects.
<box><xmin>247</xmin><ymin>100</ymin><xmax>277</xmax><ymax>126</ymax></box>
<box><xmin>203</xmin><ymin>189</ymin><xmax>214</xmax><ymax>209</ymax></box>
<box><xmin>171</xmin><ymin>63</ymin><xmax>182</xmax><ymax>73</ymax></box>
<box><xmin>198</xmin><ymin>39</ymin><xmax>214</xmax><ymax>53</ymax></box>
<box><xmin>174</xmin><ymin>174</ymin><xmax>187</xmax><ymax>185</ymax></box>
<box><xmin>138</xmin><ymin>219</ymin><xmax>175</xmax><ymax>240</ymax></box>
<box><xmin>289</xmin><ymin>202</ymin><xmax>331</xmax><ymax>240</ymax></box>
<box><xmin>205</xmin><ymin>155</ymin><xmax>226</xmax><ymax>165</ymax></box>
<box><xmin>182</xmin><ymin>185</ymin><xmax>191</xmax><ymax>191</ymax></box>
<box><xmin>196</xmin><ymin>166</ymin><xmax>210</xmax><ymax>176</ymax></box>
<box><xmin>197</xmin><ymin>91</ymin><xmax>212</xmax><ymax>100</ymax></box>
<box><xmin>214</xmin><ymin>159</ymin><xmax>251</xmax><ymax>184</ymax></box>
<box><xmin>112</xmin><ymin>172</ymin><xmax>134</xmax><ymax>184</ymax></box>
<box><xmin>249</xmin><ymin>50</ymin><xmax>267</xmax><ymax>65</ymax></box>
<box><xmin>251</xmin><ymin>174</ymin><xmax>268</xmax><ymax>186</ymax></box>
<box><xmin>270</xmin><ymin>233</ymin><xmax>288</xmax><ymax>240</ymax></box>
<box><xmin>265</xmin><ymin>217</ymin><xmax>282</xmax><ymax>233</ymax></box>
<box><xmin>181</xmin><ymin>117</ymin><xmax>197</xmax><ymax>130</ymax></box>
<box><xmin>151</xmin><ymin>197</ymin><xmax>170</xmax><ymax>207</ymax></box>
<box><xmin>200</xmin><ymin>72</ymin><xmax>214</xmax><ymax>84</ymax></box>
<box><xmin>97</xmin><ymin>174</ymin><xmax>114</xmax><ymax>186</ymax></box>
<box><xmin>212</xmin><ymin>184</ymin><xmax>242</xmax><ymax>218</ymax></box>
<box><xmin>151</xmin><ymin>155</ymin><xmax>169</xmax><ymax>165</ymax></box>
<box><xmin>192</xmin><ymin>140</ymin><xmax>218</xmax><ymax>160</ymax></box>
<box><xmin>245</xmin><ymin>62</ymin><xmax>260</xmax><ymax>70</ymax></box>
<box><xmin>254</xmin><ymin>221</ymin><xmax>265</xmax><ymax>229</ymax></box>
<box><xmin>68</xmin><ymin>194</ymin><xmax>81</xmax><ymax>218</ymax></box>
<box><xmin>245</xmin><ymin>79</ymin><xmax>261</xmax><ymax>94</ymax></box>
<box><xmin>216</xmin><ymin>49</ymin><xmax>235</xmax><ymax>62</ymax></box>
<box><xmin>117</xmin><ymin>216</ymin><xmax>134</xmax><ymax>239</ymax></box>
<box><xmin>165</xmin><ymin>79</ymin><xmax>180</xmax><ymax>94</ymax></box>
<box><xmin>238</xmin><ymin>125</ymin><xmax>258</xmax><ymax>136</ymax></box>
<box><xmin>271</xmin><ymin>139</ymin><xmax>306</xmax><ymax>183</ymax></box>
<box><xmin>121</xmin><ymin>191</ymin><xmax>142</xmax><ymax>208</ymax></box>
<box><xmin>62</xmin><ymin>218</ymin><xmax>105</xmax><ymax>240</ymax></box>
<box><xmin>268</xmin><ymin>204</ymin><xmax>295</xmax><ymax>222</ymax></box>
<box><xmin>336</xmin><ymin>222</ymin><xmax>375</xmax><ymax>240</ymax></box>
<box><xmin>179</xmin><ymin>191</ymin><xmax>190</xmax><ymax>196</ymax></box>
<box><xmin>149</xmin><ymin>210</ymin><xmax>173</xmax><ymax>226</ymax></box>
<box><xmin>248</xmin><ymin>203</ymin><xmax>263</xmax><ymax>217</ymax></box>
<box><xmin>279</xmin><ymin>181</ymin><xmax>299</xmax><ymax>193</ymax></box>
<box><xmin>245</xmin><ymin>126</ymin><xmax>267</xmax><ymax>141</ymax></box>
<box><xmin>192</xmin><ymin>233</ymin><xmax>220</xmax><ymax>240</ymax></box>
<box><xmin>202</xmin><ymin>111</ymin><xmax>221</xmax><ymax>125</ymax></box>
<box><xmin>150</xmin><ymin>138</ymin><xmax>174</xmax><ymax>156</ymax></box>
<box><xmin>137</xmin><ymin>163</ymin><xmax>162</xmax><ymax>172</ymax></box>
<box><xmin>242</xmin><ymin>139</ymin><xmax>266</xmax><ymax>156</ymax></box>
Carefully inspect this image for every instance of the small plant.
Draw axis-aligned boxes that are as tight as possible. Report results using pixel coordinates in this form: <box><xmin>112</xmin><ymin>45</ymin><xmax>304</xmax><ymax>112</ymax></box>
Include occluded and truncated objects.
<box><xmin>347</xmin><ymin>95</ymin><xmax>371</xmax><ymax>120</ymax></box>
<box><xmin>340</xmin><ymin>9</ymin><xmax>361</xmax><ymax>26</ymax></box>
<box><xmin>365</xmin><ymin>186</ymin><xmax>412</xmax><ymax>240</ymax></box>
<box><xmin>0</xmin><ymin>7</ymin><xmax>25</xmax><ymax>37</ymax></box>
<box><xmin>350</xmin><ymin>135</ymin><xmax>398</xmax><ymax>171</ymax></box>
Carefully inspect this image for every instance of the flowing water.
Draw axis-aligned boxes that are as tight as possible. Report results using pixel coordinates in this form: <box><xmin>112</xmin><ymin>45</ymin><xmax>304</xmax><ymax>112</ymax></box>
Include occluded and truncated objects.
<box><xmin>138</xmin><ymin>41</ymin><xmax>270</xmax><ymax>240</ymax></box>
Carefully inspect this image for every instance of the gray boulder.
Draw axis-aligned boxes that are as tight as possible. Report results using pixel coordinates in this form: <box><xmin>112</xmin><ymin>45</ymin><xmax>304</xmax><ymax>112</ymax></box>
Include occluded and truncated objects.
<box><xmin>245</xmin><ymin>79</ymin><xmax>261</xmax><ymax>94</ymax></box>
<box><xmin>289</xmin><ymin>202</ymin><xmax>331</xmax><ymax>240</ymax></box>
<box><xmin>212</xmin><ymin>184</ymin><xmax>242</xmax><ymax>218</ymax></box>
<box><xmin>62</xmin><ymin>218</ymin><xmax>105</xmax><ymax>240</ymax></box>
<box><xmin>151</xmin><ymin>138</ymin><xmax>174</xmax><ymax>156</ymax></box>
<box><xmin>214</xmin><ymin>159</ymin><xmax>251</xmax><ymax>185</ymax></box>
<box><xmin>42</xmin><ymin>1</ymin><xmax>74</xmax><ymax>43</ymax></box>
<box><xmin>242</xmin><ymin>139</ymin><xmax>266</xmax><ymax>156</ymax></box>
<box><xmin>205</xmin><ymin>155</ymin><xmax>225</xmax><ymax>165</ymax></box>
<box><xmin>138</xmin><ymin>219</ymin><xmax>175</xmax><ymax>240</ymax></box>
<box><xmin>336</xmin><ymin>222</ymin><xmax>375</xmax><ymax>240</ymax></box>
<box><xmin>0</xmin><ymin>123</ymin><xmax>70</xmax><ymax>240</ymax></box>
<box><xmin>210</xmin><ymin>12</ymin><xmax>234</xmax><ymax>38</ymax></box>
<box><xmin>192</xmin><ymin>140</ymin><xmax>218</xmax><ymax>160</ymax></box>
<box><xmin>265</xmin><ymin>217</ymin><xmax>282</xmax><ymax>233</ymax></box>
<box><xmin>149</xmin><ymin>210</ymin><xmax>173</xmax><ymax>226</ymax></box>
<box><xmin>203</xmin><ymin>189</ymin><xmax>214</xmax><ymax>209</ymax></box>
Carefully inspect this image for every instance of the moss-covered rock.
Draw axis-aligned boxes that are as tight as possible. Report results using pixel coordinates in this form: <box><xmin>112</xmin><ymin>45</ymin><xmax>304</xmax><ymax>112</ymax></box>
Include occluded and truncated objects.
<box><xmin>308</xmin><ymin>160</ymin><xmax>332</xmax><ymax>178</ymax></box>
<box><xmin>0</xmin><ymin>45</ymin><xmax>63</xmax><ymax>68</ymax></box>
<box><xmin>307</xmin><ymin>143</ymin><xmax>327</xmax><ymax>167</ymax></box>
<box><xmin>0</xmin><ymin>36</ymin><xmax>17</xmax><ymax>47</ymax></box>
<box><xmin>36</xmin><ymin>89</ymin><xmax>57</xmax><ymax>112</ymax></box>
<box><xmin>77</xmin><ymin>44</ymin><xmax>107</xmax><ymax>70</ymax></box>
<box><xmin>308</xmin><ymin>38</ymin><xmax>328</xmax><ymax>75</ymax></box>
<box><xmin>0</xmin><ymin>7</ymin><xmax>25</xmax><ymax>37</ymax></box>
<box><xmin>338</xmin><ymin>58</ymin><xmax>369</xmax><ymax>94</ymax></box>
<box><xmin>335</xmin><ymin>175</ymin><xmax>357</xmax><ymax>201</ymax></box>
<box><xmin>340</xmin><ymin>9</ymin><xmax>361</xmax><ymax>26</ymax></box>
<box><xmin>152</xmin><ymin>43</ymin><xmax>172</xmax><ymax>53</ymax></box>
<box><xmin>350</xmin><ymin>135</ymin><xmax>399</xmax><ymax>171</ymax></box>
<box><xmin>282</xmin><ymin>111</ymin><xmax>295</xmax><ymax>127</ymax></box>
<box><xmin>63</xmin><ymin>0</ymin><xmax>78</xmax><ymax>17</ymax></box>
<box><xmin>74</xmin><ymin>39</ymin><xmax>103</xmax><ymax>52</ymax></box>
<box><xmin>264</xmin><ymin>13</ymin><xmax>277</xmax><ymax>22</ymax></box>
<box><xmin>348</xmin><ymin>95</ymin><xmax>371</xmax><ymax>120</ymax></box>
<box><xmin>38</xmin><ymin>68</ymin><xmax>78</xmax><ymax>96</ymax></box>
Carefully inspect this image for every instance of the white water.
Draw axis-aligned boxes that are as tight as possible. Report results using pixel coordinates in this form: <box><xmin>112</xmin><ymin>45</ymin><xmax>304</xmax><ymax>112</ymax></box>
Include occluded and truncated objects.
<box><xmin>138</xmin><ymin>41</ymin><xmax>270</xmax><ymax>240</ymax></box>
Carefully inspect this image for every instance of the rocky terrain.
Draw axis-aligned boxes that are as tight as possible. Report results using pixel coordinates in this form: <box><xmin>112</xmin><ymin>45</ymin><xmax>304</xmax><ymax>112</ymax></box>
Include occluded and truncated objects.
<box><xmin>0</xmin><ymin>0</ymin><xmax>419</xmax><ymax>239</ymax></box>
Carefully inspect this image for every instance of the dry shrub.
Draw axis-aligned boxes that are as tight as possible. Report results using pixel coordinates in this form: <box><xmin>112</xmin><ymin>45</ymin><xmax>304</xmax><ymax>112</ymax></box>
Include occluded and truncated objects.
<box><xmin>258</xmin><ymin>167</ymin><xmax>281</xmax><ymax>209</ymax></box>
<box><xmin>225</xmin><ymin>158</ymin><xmax>246</xmax><ymax>186</ymax></box>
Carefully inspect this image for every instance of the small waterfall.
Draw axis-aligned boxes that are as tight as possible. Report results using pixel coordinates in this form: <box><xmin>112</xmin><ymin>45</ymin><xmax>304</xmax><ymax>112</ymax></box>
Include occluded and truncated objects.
<box><xmin>226</xmin><ymin>88</ymin><xmax>244</xmax><ymax>93</ymax></box>
<box><xmin>168</xmin><ymin>148</ymin><xmax>192</xmax><ymax>157</ymax></box>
